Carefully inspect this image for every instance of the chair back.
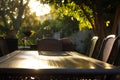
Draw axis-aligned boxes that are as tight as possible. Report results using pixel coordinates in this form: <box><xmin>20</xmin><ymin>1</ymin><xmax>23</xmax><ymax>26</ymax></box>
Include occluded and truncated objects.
<box><xmin>109</xmin><ymin>35</ymin><xmax>120</xmax><ymax>65</ymax></box>
<box><xmin>97</xmin><ymin>34</ymin><xmax>116</xmax><ymax>63</ymax></box>
<box><xmin>114</xmin><ymin>44</ymin><xmax>120</xmax><ymax>66</ymax></box>
<box><xmin>88</xmin><ymin>36</ymin><xmax>99</xmax><ymax>57</ymax></box>
<box><xmin>59</xmin><ymin>38</ymin><xmax>74</xmax><ymax>51</ymax></box>
<box><xmin>37</xmin><ymin>38</ymin><xmax>62</xmax><ymax>51</ymax></box>
<box><xmin>0</xmin><ymin>37</ymin><xmax>8</xmax><ymax>56</ymax></box>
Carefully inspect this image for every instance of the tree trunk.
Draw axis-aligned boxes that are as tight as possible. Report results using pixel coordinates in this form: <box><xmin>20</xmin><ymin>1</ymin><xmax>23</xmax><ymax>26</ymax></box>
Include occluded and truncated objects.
<box><xmin>92</xmin><ymin>12</ymin><xmax>108</xmax><ymax>58</ymax></box>
<box><xmin>112</xmin><ymin>6</ymin><xmax>120</xmax><ymax>34</ymax></box>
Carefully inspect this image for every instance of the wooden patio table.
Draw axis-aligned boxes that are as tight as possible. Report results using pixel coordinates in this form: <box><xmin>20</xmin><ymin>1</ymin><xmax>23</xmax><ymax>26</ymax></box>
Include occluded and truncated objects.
<box><xmin>0</xmin><ymin>50</ymin><xmax>119</xmax><ymax>80</ymax></box>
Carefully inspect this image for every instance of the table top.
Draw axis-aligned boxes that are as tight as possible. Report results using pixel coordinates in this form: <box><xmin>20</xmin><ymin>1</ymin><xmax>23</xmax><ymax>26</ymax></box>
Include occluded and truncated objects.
<box><xmin>0</xmin><ymin>50</ymin><xmax>119</xmax><ymax>74</ymax></box>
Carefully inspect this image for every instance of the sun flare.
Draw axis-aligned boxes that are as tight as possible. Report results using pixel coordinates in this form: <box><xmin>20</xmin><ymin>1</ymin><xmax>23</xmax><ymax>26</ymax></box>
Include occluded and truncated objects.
<box><xmin>29</xmin><ymin>0</ymin><xmax>51</xmax><ymax>16</ymax></box>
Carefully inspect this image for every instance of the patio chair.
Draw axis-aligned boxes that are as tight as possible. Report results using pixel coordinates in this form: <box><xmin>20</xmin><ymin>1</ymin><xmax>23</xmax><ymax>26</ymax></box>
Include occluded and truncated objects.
<box><xmin>114</xmin><ymin>44</ymin><xmax>120</xmax><ymax>66</ymax></box>
<box><xmin>97</xmin><ymin>34</ymin><xmax>119</xmax><ymax>64</ymax></box>
<box><xmin>37</xmin><ymin>38</ymin><xmax>62</xmax><ymax>51</ymax></box>
<box><xmin>88</xmin><ymin>36</ymin><xmax>99</xmax><ymax>57</ymax></box>
<box><xmin>109</xmin><ymin>35</ymin><xmax>120</xmax><ymax>66</ymax></box>
<box><xmin>0</xmin><ymin>37</ymin><xmax>8</xmax><ymax>56</ymax></box>
<box><xmin>59</xmin><ymin>38</ymin><xmax>75</xmax><ymax>51</ymax></box>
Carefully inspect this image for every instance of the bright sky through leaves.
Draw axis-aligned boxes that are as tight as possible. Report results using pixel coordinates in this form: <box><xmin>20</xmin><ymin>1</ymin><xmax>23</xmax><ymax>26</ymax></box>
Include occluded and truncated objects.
<box><xmin>28</xmin><ymin>0</ymin><xmax>51</xmax><ymax>16</ymax></box>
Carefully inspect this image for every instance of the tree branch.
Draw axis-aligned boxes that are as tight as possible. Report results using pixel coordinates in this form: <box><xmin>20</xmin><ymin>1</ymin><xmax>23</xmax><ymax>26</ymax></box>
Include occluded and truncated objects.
<box><xmin>80</xmin><ymin>4</ymin><xmax>95</xmax><ymax>30</ymax></box>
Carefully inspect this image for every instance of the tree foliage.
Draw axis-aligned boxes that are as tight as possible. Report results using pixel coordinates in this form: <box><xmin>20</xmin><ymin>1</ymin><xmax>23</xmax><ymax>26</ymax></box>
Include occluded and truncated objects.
<box><xmin>56</xmin><ymin>2</ymin><xmax>93</xmax><ymax>30</ymax></box>
<box><xmin>43</xmin><ymin>0</ymin><xmax>120</xmax><ymax>36</ymax></box>
<box><xmin>59</xmin><ymin>16</ymin><xmax>79</xmax><ymax>37</ymax></box>
<box><xmin>0</xmin><ymin>0</ymin><xmax>30</xmax><ymax>38</ymax></box>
